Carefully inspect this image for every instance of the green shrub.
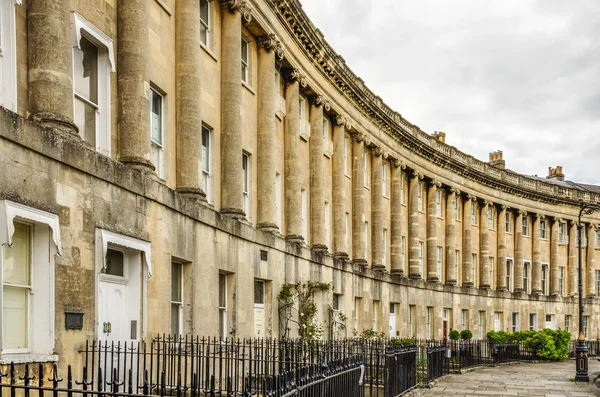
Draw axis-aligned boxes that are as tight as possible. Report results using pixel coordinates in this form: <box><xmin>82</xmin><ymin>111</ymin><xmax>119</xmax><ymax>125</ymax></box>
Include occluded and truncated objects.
<box><xmin>460</xmin><ymin>330</ymin><xmax>473</xmax><ymax>340</ymax></box>
<box><xmin>449</xmin><ymin>330</ymin><xmax>460</xmax><ymax>340</ymax></box>
<box><xmin>487</xmin><ymin>329</ymin><xmax>571</xmax><ymax>360</ymax></box>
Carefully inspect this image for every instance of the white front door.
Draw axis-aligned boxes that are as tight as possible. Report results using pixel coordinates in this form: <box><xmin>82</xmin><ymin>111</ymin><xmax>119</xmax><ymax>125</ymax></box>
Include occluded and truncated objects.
<box><xmin>254</xmin><ymin>306</ymin><xmax>265</xmax><ymax>337</ymax></box>
<box><xmin>389</xmin><ymin>313</ymin><xmax>396</xmax><ymax>338</ymax></box>
<box><xmin>98</xmin><ymin>279</ymin><xmax>128</xmax><ymax>341</ymax></box>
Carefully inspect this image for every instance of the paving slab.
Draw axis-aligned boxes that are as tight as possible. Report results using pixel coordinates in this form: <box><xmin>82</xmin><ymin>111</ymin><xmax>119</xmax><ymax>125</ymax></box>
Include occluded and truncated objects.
<box><xmin>411</xmin><ymin>360</ymin><xmax>600</xmax><ymax>397</ymax></box>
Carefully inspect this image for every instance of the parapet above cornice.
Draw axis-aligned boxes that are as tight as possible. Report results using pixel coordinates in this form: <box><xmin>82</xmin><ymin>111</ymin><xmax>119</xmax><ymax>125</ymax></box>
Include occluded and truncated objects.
<box><xmin>267</xmin><ymin>0</ymin><xmax>600</xmax><ymax>208</ymax></box>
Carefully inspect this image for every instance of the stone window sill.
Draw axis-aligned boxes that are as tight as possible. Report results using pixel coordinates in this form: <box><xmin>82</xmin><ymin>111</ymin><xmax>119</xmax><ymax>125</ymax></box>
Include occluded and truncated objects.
<box><xmin>242</xmin><ymin>81</ymin><xmax>256</xmax><ymax>95</ymax></box>
<box><xmin>201</xmin><ymin>43</ymin><xmax>218</xmax><ymax>63</ymax></box>
<box><xmin>0</xmin><ymin>354</ymin><xmax>58</xmax><ymax>364</ymax></box>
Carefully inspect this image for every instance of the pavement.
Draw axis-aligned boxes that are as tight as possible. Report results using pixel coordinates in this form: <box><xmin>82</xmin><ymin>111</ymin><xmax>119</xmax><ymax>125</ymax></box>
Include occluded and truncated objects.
<box><xmin>414</xmin><ymin>359</ymin><xmax>600</xmax><ymax>397</ymax></box>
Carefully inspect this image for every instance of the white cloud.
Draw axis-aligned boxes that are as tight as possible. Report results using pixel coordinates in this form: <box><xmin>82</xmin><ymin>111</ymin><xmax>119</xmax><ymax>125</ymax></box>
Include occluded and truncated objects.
<box><xmin>299</xmin><ymin>0</ymin><xmax>600</xmax><ymax>184</ymax></box>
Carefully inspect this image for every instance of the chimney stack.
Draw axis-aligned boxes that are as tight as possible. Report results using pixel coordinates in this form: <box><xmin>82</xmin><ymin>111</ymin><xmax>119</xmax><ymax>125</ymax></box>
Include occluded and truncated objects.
<box><xmin>432</xmin><ymin>131</ymin><xmax>446</xmax><ymax>143</ymax></box>
<box><xmin>547</xmin><ymin>166</ymin><xmax>564</xmax><ymax>181</ymax></box>
<box><xmin>488</xmin><ymin>150</ymin><xmax>505</xmax><ymax>170</ymax></box>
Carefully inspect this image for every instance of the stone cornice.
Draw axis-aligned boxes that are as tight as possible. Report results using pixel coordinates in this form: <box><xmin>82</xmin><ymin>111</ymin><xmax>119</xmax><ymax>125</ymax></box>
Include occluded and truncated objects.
<box><xmin>267</xmin><ymin>0</ymin><xmax>600</xmax><ymax>208</ymax></box>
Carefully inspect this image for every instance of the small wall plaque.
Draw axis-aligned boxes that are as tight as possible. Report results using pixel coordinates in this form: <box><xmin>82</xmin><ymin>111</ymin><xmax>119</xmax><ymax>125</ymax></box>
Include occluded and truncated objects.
<box><xmin>260</xmin><ymin>250</ymin><xmax>268</xmax><ymax>261</ymax></box>
<box><xmin>65</xmin><ymin>312</ymin><xmax>84</xmax><ymax>330</ymax></box>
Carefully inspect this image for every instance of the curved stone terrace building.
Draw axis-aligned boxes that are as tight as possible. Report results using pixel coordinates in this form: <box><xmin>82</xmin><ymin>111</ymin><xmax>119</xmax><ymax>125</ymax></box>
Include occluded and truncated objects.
<box><xmin>0</xmin><ymin>0</ymin><xmax>599</xmax><ymax>366</ymax></box>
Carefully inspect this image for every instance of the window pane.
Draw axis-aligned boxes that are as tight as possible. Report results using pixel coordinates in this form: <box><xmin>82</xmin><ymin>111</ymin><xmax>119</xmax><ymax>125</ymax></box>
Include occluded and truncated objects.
<box><xmin>241</xmin><ymin>39</ymin><xmax>248</xmax><ymax>62</ymax></box>
<box><xmin>202</xmin><ymin>127</ymin><xmax>210</xmax><ymax>172</ymax></box>
<box><xmin>74</xmin><ymin>37</ymin><xmax>98</xmax><ymax>103</ymax></box>
<box><xmin>104</xmin><ymin>249</ymin><xmax>124</xmax><ymax>277</ymax></box>
<box><xmin>171</xmin><ymin>303</ymin><xmax>180</xmax><ymax>335</ymax></box>
<box><xmin>74</xmin><ymin>97</ymin><xmax>97</xmax><ymax>147</ymax></box>
<box><xmin>3</xmin><ymin>223</ymin><xmax>31</xmax><ymax>286</ymax></box>
<box><xmin>200</xmin><ymin>0</ymin><xmax>209</xmax><ymax>25</ymax></box>
<box><xmin>3</xmin><ymin>286</ymin><xmax>28</xmax><ymax>349</ymax></box>
<box><xmin>219</xmin><ymin>274</ymin><xmax>227</xmax><ymax>308</ymax></box>
<box><xmin>254</xmin><ymin>280</ymin><xmax>264</xmax><ymax>304</ymax></box>
<box><xmin>172</xmin><ymin>263</ymin><xmax>182</xmax><ymax>302</ymax></box>
<box><xmin>151</xmin><ymin>90</ymin><xmax>162</xmax><ymax>144</ymax></box>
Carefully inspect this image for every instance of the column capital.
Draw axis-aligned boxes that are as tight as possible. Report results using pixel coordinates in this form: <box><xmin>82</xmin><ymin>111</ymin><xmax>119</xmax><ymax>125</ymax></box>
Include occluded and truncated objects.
<box><xmin>517</xmin><ymin>209</ymin><xmax>527</xmax><ymax>216</ymax></box>
<box><xmin>382</xmin><ymin>151</ymin><xmax>390</xmax><ymax>160</ymax></box>
<box><xmin>554</xmin><ymin>217</ymin><xmax>564</xmax><ymax>223</ymax></box>
<box><xmin>430</xmin><ymin>179</ymin><xmax>442</xmax><ymax>188</ymax></box>
<box><xmin>309</xmin><ymin>94</ymin><xmax>330</xmax><ymax>110</ymax></box>
<box><xmin>363</xmin><ymin>135</ymin><xmax>372</xmax><ymax>147</ymax></box>
<box><xmin>351</xmin><ymin>131</ymin><xmax>365</xmax><ymax>143</ymax></box>
<box><xmin>449</xmin><ymin>186</ymin><xmax>460</xmax><ymax>195</ymax></box>
<box><xmin>372</xmin><ymin>147</ymin><xmax>383</xmax><ymax>157</ymax></box>
<box><xmin>256</xmin><ymin>33</ymin><xmax>284</xmax><ymax>60</ymax></box>
<box><xmin>481</xmin><ymin>199</ymin><xmax>493</xmax><ymax>207</ymax></box>
<box><xmin>286</xmin><ymin>68</ymin><xmax>308</xmax><ymax>87</ymax></box>
<box><xmin>534</xmin><ymin>213</ymin><xmax>545</xmax><ymax>219</ymax></box>
<box><xmin>219</xmin><ymin>0</ymin><xmax>253</xmax><ymax>22</ymax></box>
<box><xmin>335</xmin><ymin>114</ymin><xmax>347</xmax><ymax>125</ymax></box>
<box><xmin>466</xmin><ymin>193</ymin><xmax>477</xmax><ymax>201</ymax></box>
<box><xmin>499</xmin><ymin>204</ymin><xmax>508</xmax><ymax>211</ymax></box>
<box><xmin>392</xmin><ymin>159</ymin><xmax>406</xmax><ymax>169</ymax></box>
<box><xmin>411</xmin><ymin>170</ymin><xmax>424</xmax><ymax>180</ymax></box>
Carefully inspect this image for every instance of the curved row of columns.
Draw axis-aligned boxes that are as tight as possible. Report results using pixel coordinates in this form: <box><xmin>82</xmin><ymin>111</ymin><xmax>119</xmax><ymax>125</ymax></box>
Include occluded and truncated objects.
<box><xmin>22</xmin><ymin>0</ymin><xmax>599</xmax><ymax>296</ymax></box>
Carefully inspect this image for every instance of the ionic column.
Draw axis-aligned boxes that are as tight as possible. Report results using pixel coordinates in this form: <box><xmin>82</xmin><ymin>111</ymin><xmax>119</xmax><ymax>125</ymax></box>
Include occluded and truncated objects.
<box><xmin>352</xmin><ymin>134</ymin><xmax>367</xmax><ymax>265</ymax></box>
<box><xmin>409</xmin><ymin>171</ymin><xmax>424</xmax><ymax>278</ymax></box>
<box><xmin>28</xmin><ymin>0</ymin><xmax>77</xmax><ymax>133</ymax></box>
<box><xmin>371</xmin><ymin>149</ymin><xmax>384</xmax><ymax>269</ymax></box>
<box><xmin>309</xmin><ymin>95</ymin><xmax>326</xmax><ymax>251</ymax></box>
<box><xmin>427</xmin><ymin>180</ymin><xmax>441</xmax><ymax>281</ymax></box>
<box><xmin>333</xmin><ymin>116</ymin><xmax>348</xmax><ymax>257</ymax></box>
<box><xmin>256</xmin><ymin>35</ymin><xmax>282</xmax><ymax>230</ymax></box>
<box><xmin>117</xmin><ymin>0</ymin><xmax>153</xmax><ymax>170</ymax></box>
<box><xmin>586</xmin><ymin>224</ymin><xmax>596</xmax><ymax>297</ymax></box>
<box><xmin>568</xmin><ymin>220</ymin><xmax>577</xmax><ymax>296</ymax></box>
<box><xmin>479</xmin><ymin>201</ymin><xmax>491</xmax><ymax>289</ymax></box>
<box><xmin>445</xmin><ymin>187</ymin><xmax>459</xmax><ymax>285</ymax></box>
<box><xmin>390</xmin><ymin>160</ymin><xmax>405</xmax><ymax>274</ymax></box>
<box><xmin>514</xmin><ymin>210</ymin><xmax>525</xmax><ymax>292</ymax></box>
<box><xmin>175</xmin><ymin>0</ymin><xmax>205</xmax><ymax>198</ymax></box>
<box><xmin>284</xmin><ymin>71</ymin><xmax>303</xmax><ymax>242</ymax></box>
<box><xmin>532</xmin><ymin>214</ymin><xmax>542</xmax><ymax>294</ymax></box>
<box><xmin>497</xmin><ymin>206</ymin><xmax>508</xmax><ymax>291</ymax></box>
<box><xmin>220</xmin><ymin>1</ymin><xmax>248</xmax><ymax>216</ymax></box>
<box><xmin>462</xmin><ymin>194</ymin><xmax>474</xmax><ymax>286</ymax></box>
<box><xmin>550</xmin><ymin>217</ymin><xmax>560</xmax><ymax>296</ymax></box>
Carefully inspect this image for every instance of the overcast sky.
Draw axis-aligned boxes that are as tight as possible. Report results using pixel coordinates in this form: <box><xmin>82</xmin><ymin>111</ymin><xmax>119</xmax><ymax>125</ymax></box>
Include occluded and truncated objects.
<box><xmin>299</xmin><ymin>0</ymin><xmax>600</xmax><ymax>184</ymax></box>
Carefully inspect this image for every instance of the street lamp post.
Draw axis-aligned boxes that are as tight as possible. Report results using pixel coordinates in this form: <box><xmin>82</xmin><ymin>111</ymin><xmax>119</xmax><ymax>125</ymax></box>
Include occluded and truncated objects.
<box><xmin>575</xmin><ymin>202</ymin><xmax>600</xmax><ymax>382</ymax></box>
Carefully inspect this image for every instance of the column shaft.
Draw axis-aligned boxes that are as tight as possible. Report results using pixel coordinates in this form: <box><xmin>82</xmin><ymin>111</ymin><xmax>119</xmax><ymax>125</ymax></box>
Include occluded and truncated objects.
<box><xmin>118</xmin><ymin>0</ymin><xmax>153</xmax><ymax>170</ymax></box>
<box><xmin>568</xmin><ymin>221</ymin><xmax>577</xmax><ymax>296</ymax></box>
<box><xmin>427</xmin><ymin>182</ymin><xmax>439</xmax><ymax>281</ymax></box>
<box><xmin>28</xmin><ymin>0</ymin><xmax>76</xmax><ymax>132</ymax></box>
<box><xmin>480</xmin><ymin>203</ymin><xmax>490</xmax><ymax>289</ymax></box>
<box><xmin>550</xmin><ymin>218</ymin><xmax>560</xmax><ymax>295</ymax></box>
<box><xmin>220</xmin><ymin>7</ymin><xmax>244</xmax><ymax>216</ymax></box>
<box><xmin>532</xmin><ymin>215</ymin><xmax>542</xmax><ymax>294</ymax></box>
<box><xmin>284</xmin><ymin>78</ymin><xmax>302</xmax><ymax>241</ymax></box>
<box><xmin>409</xmin><ymin>173</ymin><xmax>422</xmax><ymax>278</ymax></box>
<box><xmin>514</xmin><ymin>211</ymin><xmax>524</xmax><ymax>292</ymax></box>
<box><xmin>586</xmin><ymin>224</ymin><xmax>595</xmax><ymax>297</ymax></box>
<box><xmin>332</xmin><ymin>121</ymin><xmax>347</xmax><ymax>256</ymax></box>
<box><xmin>445</xmin><ymin>189</ymin><xmax>457</xmax><ymax>284</ymax></box>
<box><xmin>391</xmin><ymin>163</ymin><xmax>403</xmax><ymax>274</ymax></box>
<box><xmin>352</xmin><ymin>138</ymin><xmax>366</xmax><ymax>264</ymax></box>
<box><xmin>310</xmin><ymin>101</ymin><xmax>325</xmax><ymax>250</ymax></box>
<box><xmin>176</xmin><ymin>0</ymin><xmax>205</xmax><ymax>197</ymax></box>
<box><xmin>256</xmin><ymin>39</ymin><xmax>278</xmax><ymax>229</ymax></box>
<box><xmin>497</xmin><ymin>206</ymin><xmax>507</xmax><ymax>291</ymax></box>
<box><xmin>371</xmin><ymin>152</ymin><xmax>384</xmax><ymax>268</ymax></box>
<box><xmin>462</xmin><ymin>197</ymin><xmax>473</xmax><ymax>286</ymax></box>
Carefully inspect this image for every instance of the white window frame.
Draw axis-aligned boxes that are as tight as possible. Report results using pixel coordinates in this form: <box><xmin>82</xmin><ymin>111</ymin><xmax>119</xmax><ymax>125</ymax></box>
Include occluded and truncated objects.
<box><xmin>436</xmin><ymin>246</ymin><xmax>442</xmax><ymax>279</ymax></box>
<box><xmin>150</xmin><ymin>87</ymin><xmax>165</xmax><ymax>179</ymax></box>
<box><xmin>343</xmin><ymin>136</ymin><xmax>350</xmax><ymax>176</ymax></box>
<box><xmin>345</xmin><ymin>212</ymin><xmax>350</xmax><ymax>253</ymax></box>
<box><xmin>558</xmin><ymin>222</ymin><xmax>567</xmax><ymax>244</ymax></box>
<box><xmin>199</xmin><ymin>0</ymin><xmax>211</xmax><ymax>48</ymax></box>
<box><xmin>426</xmin><ymin>307</ymin><xmax>432</xmax><ymax>339</ymax></box>
<box><xmin>472</xmin><ymin>253</ymin><xmax>477</xmax><ymax>287</ymax></box>
<box><xmin>301</xmin><ymin>189</ymin><xmax>308</xmax><ymax>239</ymax></box>
<box><xmin>325</xmin><ymin>202</ymin><xmax>331</xmax><ymax>249</ymax></box>
<box><xmin>512</xmin><ymin>312</ymin><xmax>520</xmax><ymax>332</ymax></box>
<box><xmin>506</xmin><ymin>258</ymin><xmax>514</xmax><ymax>292</ymax></box>
<box><xmin>478</xmin><ymin>311</ymin><xmax>486</xmax><ymax>339</ymax></box>
<box><xmin>218</xmin><ymin>273</ymin><xmax>228</xmax><ymax>339</ymax></box>
<box><xmin>493</xmin><ymin>312</ymin><xmax>502</xmax><ymax>332</ymax></box>
<box><xmin>454</xmin><ymin>196</ymin><xmax>460</xmax><ymax>220</ymax></box>
<box><xmin>505</xmin><ymin>212</ymin><xmax>511</xmax><ymax>233</ymax></box>
<box><xmin>364</xmin><ymin>221</ymin><xmax>369</xmax><ymax>257</ymax></box>
<box><xmin>540</xmin><ymin>219</ymin><xmax>547</xmax><ymax>240</ymax></box>
<box><xmin>382</xmin><ymin>228</ymin><xmax>388</xmax><ymax>266</ymax></box>
<box><xmin>382</xmin><ymin>163</ymin><xmax>387</xmax><ymax>197</ymax></box>
<box><xmin>242</xmin><ymin>152</ymin><xmax>251</xmax><ymax>218</ymax></box>
<box><xmin>596</xmin><ymin>270</ymin><xmax>600</xmax><ymax>298</ymax></box>
<box><xmin>559</xmin><ymin>266</ymin><xmax>565</xmax><ymax>296</ymax></box>
<box><xmin>71</xmin><ymin>12</ymin><xmax>115</xmax><ymax>156</ymax></box>
<box><xmin>275</xmin><ymin>173</ymin><xmax>282</xmax><ymax>228</ymax></box>
<box><xmin>418</xmin><ymin>241</ymin><xmax>424</xmax><ymax>274</ymax></box>
<box><xmin>471</xmin><ymin>203</ymin><xmax>477</xmax><ymax>225</ymax></box>
<box><xmin>461</xmin><ymin>309</ymin><xmax>468</xmax><ymax>331</ymax></box>
<box><xmin>522</xmin><ymin>216</ymin><xmax>529</xmax><ymax>237</ymax></box>
<box><xmin>241</xmin><ymin>36</ymin><xmax>249</xmax><ymax>84</ymax></box>
<box><xmin>523</xmin><ymin>261</ymin><xmax>531</xmax><ymax>294</ymax></box>
<box><xmin>408</xmin><ymin>305</ymin><xmax>415</xmax><ymax>337</ymax></box>
<box><xmin>489</xmin><ymin>257</ymin><xmax>494</xmax><ymax>290</ymax></box>
<box><xmin>202</xmin><ymin>124</ymin><xmax>213</xmax><ymax>203</ymax></box>
<box><xmin>417</xmin><ymin>182</ymin><xmax>423</xmax><ymax>211</ymax></box>
<box><xmin>487</xmin><ymin>207</ymin><xmax>494</xmax><ymax>229</ymax></box>
<box><xmin>372</xmin><ymin>300</ymin><xmax>380</xmax><ymax>332</ymax></box>
<box><xmin>0</xmin><ymin>0</ymin><xmax>19</xmax><ymax>111</ymax></box>
<box><xmin>583</xmin><ymin>316</ymin><xmax>589</xmax><ymax>339</ymax></box>
<box><xmin>455</xmin><ymin>249</ymin><xmax>460</xmax><ymax>282</ymax></box>
<box><xmin>564</xmin><ymin>314</ymin><xmax>571</xmax><ymax>334</ymax></box>
<box><xmin>0</xmin><ymin>200</ymin><xmax>62</xmax><ymax>359</ymax></box>
<box><xmin>401</xmin><ymin>236</ymin><xmax>406</xmax><ymax>269</ymax></box>
<box><xmin>363</xmin><ymin>151</ymin><xmax>369</xmax><ymax>187</ymax></box>
<box><xmin>541</xmin><ymin>263</ymin><xmax>549</xmax><ymax>295</ymax></box>
<box><xmin>595</xmin><ymin>230</ymin><xmax>600</xmax><ymax>249</ymax></box>
<box><xmin>435</xmin><ymin>190</ymin><xmax>442</xmax><ymax>217</ymax></box>
<box><xmin>171</xmin><ymin>261</ymin><xmax>184</xmax><ymax>336</ymax></box>
<box><xmin>529</xmin><ymin>313</ymin><xmax>537</xmax><ymax>331</ymax></box>
<box><xmin>401</xmin><ymin>173</ymin><xmax>406</xmax><ymax>205</ymax></box>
